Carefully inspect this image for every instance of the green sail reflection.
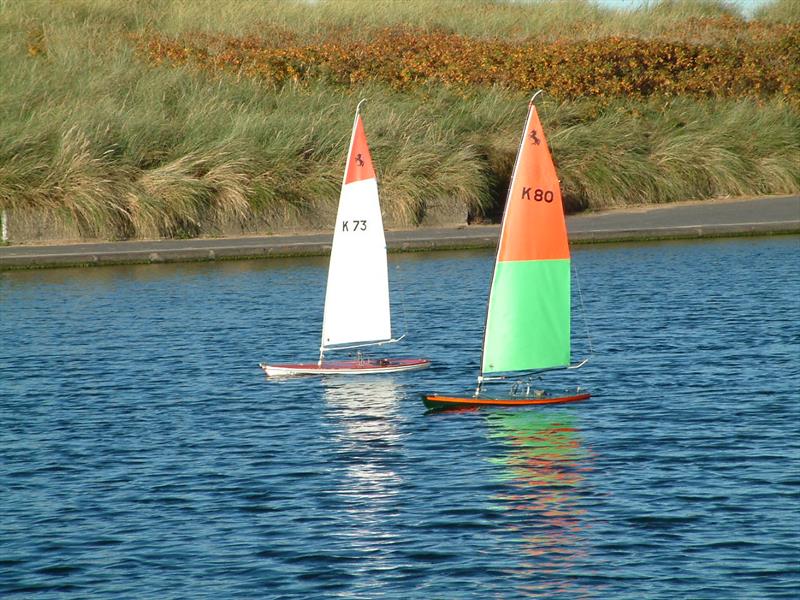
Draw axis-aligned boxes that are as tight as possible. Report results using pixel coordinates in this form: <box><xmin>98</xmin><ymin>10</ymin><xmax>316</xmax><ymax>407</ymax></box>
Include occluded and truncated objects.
<box><xmin>487</xmin><ymin>410</ymin><xmax>594</xmax><ymax>596</ymax></box>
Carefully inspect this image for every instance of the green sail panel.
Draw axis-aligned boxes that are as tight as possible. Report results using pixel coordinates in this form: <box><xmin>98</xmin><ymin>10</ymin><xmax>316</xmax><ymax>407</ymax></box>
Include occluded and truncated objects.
<box><xmin>481</xmin><ymin>259</ymin><xmax>571</xmax><ymax>374</ymax></box>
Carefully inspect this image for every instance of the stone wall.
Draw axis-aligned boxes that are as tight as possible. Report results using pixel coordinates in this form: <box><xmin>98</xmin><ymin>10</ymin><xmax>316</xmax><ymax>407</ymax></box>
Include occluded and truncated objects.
<box><xmin>2</xmin><ymin>196</ymin><xmax>470</xmax><ymax>244</ymax></box>
<box><xmin>2</xmin><ymin>209</ymin><xmax>85</xmax><ymax>244</ymax></box>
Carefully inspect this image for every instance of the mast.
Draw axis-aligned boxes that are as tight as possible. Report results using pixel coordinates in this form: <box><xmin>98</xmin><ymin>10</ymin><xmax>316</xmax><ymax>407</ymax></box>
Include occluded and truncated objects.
<box><xmin>476</xmin><ymin>91</ymin><xmax>572</xmax><ymax>393</ymax></box>
<box><xmin>475</xmin><ymin>92</ymin><xmax>538</xmax><ymax>394</ymax></box>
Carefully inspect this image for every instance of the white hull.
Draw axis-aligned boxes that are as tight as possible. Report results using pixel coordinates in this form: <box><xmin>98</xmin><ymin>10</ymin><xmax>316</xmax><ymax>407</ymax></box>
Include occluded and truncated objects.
<box><xmin>260</xmin><ymin>359</ymin><xmax>430</xmax><ymax>377</ymax></box>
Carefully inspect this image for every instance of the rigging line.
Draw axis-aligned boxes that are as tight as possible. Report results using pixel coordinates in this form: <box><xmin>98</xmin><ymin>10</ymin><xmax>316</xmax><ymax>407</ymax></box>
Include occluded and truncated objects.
<box><xmin>572</xmin><ymin>259</ymin><xmax>594</xmax><ymax>358</ymax></box>
<box><xmin>392</xmin><ymin>258</ymin><xmax>410</xmax><ymax>339</ymax></box>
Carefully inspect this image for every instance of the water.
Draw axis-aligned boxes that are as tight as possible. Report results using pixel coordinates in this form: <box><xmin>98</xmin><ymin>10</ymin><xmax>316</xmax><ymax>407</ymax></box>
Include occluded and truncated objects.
<box><xmin>1</xmin><ymin>236</ymin><xmax>799</xmax><ymax>599</ymax></box>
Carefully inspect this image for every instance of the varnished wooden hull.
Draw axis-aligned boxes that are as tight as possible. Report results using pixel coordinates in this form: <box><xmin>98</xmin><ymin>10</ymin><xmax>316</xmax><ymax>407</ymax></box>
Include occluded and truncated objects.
<box><xmin>423</xmin><ymin>391</ymin><xmax>590</xmax><ymax>411</ymax></box>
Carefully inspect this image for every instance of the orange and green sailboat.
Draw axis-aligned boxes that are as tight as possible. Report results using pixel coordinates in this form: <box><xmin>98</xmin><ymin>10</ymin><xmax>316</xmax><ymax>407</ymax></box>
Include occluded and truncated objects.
<box><xmin>423</xmin><ymin>92</ymin><xmax>590</xmax><ymax>411</ymax></box>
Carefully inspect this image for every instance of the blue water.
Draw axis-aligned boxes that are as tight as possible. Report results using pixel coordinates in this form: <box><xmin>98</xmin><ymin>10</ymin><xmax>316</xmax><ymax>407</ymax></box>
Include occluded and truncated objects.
<box><xmin>1</xmin><ymin>236</ymin><xmax>799</xmax><ymax>598</ymax></box>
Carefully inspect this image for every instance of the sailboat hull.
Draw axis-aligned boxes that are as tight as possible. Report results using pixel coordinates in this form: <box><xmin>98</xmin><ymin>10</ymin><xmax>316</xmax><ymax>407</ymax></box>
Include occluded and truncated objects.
<box><xmin>261</xmin><ymin>358</ymin><xmax>430</xmax><ymax>377</ymax></box>
<box><xmin>423</xmin><ymin>391</ymin><xmax>590</xmax><ymax>411</ymax></box>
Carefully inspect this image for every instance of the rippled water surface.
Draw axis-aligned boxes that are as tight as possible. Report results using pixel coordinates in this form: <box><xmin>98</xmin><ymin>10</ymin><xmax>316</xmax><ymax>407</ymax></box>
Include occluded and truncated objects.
<box><xmin>2</xmin><ymin>236</ymin><xmax>799</xmax><ymax>599</ymax></box>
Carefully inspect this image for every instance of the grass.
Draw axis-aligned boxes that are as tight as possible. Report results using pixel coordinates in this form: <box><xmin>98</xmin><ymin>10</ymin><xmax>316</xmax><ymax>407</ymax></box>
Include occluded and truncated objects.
<box><xmin>18</xmin><ymin>0</ymin><xmax>790</xmax><ymax>41</ymax></box>
<box><xmin>754</xmin><ymin>0</ymin><xmax>800</xmax><ymax>22</ymax></box>
<box><xmin>0</xmin><ymin>0</ymin><xmax>797</xmax><ymax>241</ymax></box>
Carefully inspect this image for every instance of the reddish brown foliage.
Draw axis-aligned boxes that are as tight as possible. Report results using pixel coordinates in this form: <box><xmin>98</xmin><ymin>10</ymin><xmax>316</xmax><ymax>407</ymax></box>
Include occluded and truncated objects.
<box><xmin>132</xmin><ymin>23</ymin><xmax>799</xmax><ymax>101</ymax></box>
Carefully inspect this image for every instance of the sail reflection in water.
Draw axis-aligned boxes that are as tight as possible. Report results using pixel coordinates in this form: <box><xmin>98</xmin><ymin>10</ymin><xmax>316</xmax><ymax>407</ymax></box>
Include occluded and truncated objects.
<box><xmin>321</xmin><ymin>377</ymin><xmax>404</xmax><ymax>571</ymax></box>
<box><xmin>487</xmin><ymin>411</ymin><xmax>594</xmax><ymax>596</ymax></box>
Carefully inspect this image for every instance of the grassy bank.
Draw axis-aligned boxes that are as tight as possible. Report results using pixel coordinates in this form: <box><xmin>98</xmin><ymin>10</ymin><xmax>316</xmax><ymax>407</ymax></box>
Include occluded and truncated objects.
<box><xmin>0</xmin><ymin>0</ymin><xmax>798</xmax><ymax>241</ymax></box>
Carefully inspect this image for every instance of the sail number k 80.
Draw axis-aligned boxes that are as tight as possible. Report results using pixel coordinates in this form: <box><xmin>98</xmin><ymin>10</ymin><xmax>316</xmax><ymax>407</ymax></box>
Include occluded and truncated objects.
<box><xmin>522</xmin><ymin>187</ymin><xmax>554</xmax><ymax>202</ymax></box>
<box><xmin>342</xmin><ymin>220</ymin><xmax>367</xmax><ymax>232</ymax></box>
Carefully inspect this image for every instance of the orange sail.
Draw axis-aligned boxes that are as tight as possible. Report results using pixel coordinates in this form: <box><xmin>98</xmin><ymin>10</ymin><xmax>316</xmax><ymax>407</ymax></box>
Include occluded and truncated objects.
<box><xmin>497</xmin><ymin>104</ymin><xmax>569</xmax><ymax>263</ymax></box>
<box><xmin>344</xmin><ymin>115</ymin><xmax>376</xmax><ymax>185</ymax></box>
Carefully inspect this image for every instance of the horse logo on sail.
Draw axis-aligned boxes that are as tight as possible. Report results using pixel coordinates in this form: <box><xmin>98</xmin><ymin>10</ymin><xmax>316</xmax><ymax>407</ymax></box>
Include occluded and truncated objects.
<box><xmin>529</xmin><ymin>129</ymin><xmax>540</xmax><ymax>145</ymax></box>
<box><xmin>355</xmin><ymin>153</ymin><xmax>365</xmax><ymax>167</ymax></box>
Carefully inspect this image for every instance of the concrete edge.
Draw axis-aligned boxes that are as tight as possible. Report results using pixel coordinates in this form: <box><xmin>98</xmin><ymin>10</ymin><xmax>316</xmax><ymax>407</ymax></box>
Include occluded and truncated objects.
<box><xmin>1</xmin><ymin>222</ymin><xmax>798</xmax><ymax>271</ymax></box>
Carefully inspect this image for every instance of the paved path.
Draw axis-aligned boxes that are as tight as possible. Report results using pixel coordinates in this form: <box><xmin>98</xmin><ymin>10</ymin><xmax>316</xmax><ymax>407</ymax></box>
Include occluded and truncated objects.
<box><xmin>1</xmin><ymin>195</ymin><xmax>798</xmax><ymax>269</ymax></box>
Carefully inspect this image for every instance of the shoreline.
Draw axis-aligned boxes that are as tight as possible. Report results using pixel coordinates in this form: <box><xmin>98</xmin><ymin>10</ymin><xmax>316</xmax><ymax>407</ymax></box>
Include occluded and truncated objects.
<box><xmin>1</xmin><ymin>195</ymin><xmax>798</xmax><ymax>271</ymax></box>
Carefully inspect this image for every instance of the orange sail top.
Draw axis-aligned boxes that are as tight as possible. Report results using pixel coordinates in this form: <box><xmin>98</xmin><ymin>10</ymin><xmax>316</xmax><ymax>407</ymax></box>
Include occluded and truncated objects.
<box><xmin>344</xmin><ymin>114</ymin><xmax>376</xmax><ymax>185</ymax></box>
<box><xmin>496</xmin><ymin>104</ymin><xmax>570</xmax><ymax>262</ymax></box>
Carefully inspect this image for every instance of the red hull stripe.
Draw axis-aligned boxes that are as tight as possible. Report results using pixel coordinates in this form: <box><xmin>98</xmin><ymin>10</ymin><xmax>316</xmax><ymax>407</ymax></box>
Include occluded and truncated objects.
<box><xmin>268</xmin><ymin>358</ymin><xmax>429</xmax><ymax>370</ymax></box>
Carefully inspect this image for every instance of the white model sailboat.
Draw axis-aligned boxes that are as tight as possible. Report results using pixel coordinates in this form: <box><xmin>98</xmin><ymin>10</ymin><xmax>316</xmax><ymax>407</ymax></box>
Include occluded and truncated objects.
<box><xmin>260</xmin><ymin>101</ymin><xmax>430</xmax><ymax>376</ymax></box>
<box><xmin>423</xmin><ymin>91</ymin><xmax>590</xmax><ymax>409</ymax></box>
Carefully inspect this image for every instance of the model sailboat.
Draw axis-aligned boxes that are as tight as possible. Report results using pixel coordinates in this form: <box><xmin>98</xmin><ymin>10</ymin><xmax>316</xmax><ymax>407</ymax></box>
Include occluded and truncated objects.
<box><xmin>261</xmin><ymin>101</ymin><xmax>430</xmax><ymax>376</ymax></box>
<box><xmin>423</xmin><ymin>92</ymin><xmax>590</xmax><ymax>409</ymax></box>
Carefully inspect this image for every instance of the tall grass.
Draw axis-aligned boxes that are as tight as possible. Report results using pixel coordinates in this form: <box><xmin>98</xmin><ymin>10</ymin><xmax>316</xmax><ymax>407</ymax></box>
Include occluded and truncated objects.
<box><xmin>4</xmin><ymin>0</ymin><xmax>792</xmax><ymax>42</ymax></box>
<box><xmin>754</xmin><ymin>0</ymin><xmax>800</xmax><ymax>23</ymax></box>
<box><xmin>0</xmin><ymin>0</ymin><xmax>797</xmax><ymax>241</ymax></box>
<box><xmin>550</xmin><ymin>97</ymin><xmax>800</xmax><ymax>210</ymax></box>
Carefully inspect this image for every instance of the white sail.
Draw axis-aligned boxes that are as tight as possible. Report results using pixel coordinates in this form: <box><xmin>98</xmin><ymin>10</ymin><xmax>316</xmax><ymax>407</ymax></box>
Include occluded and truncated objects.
<box><xmin>320</xmin><ymin>108</ymin><xmax>391</xmax><ymax>351</ymax></box>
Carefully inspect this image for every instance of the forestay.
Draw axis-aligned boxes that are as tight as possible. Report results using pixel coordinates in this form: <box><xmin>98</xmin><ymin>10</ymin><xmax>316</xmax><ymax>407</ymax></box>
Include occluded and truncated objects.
<box><xmin>320</xmin><ymin>108</ymin><xmax>392</xmax><ymax>350</ymax></box>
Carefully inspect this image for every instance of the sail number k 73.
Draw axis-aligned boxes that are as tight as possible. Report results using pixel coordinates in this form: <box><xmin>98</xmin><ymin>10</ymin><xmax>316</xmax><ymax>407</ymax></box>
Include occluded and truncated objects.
<box><xmin>342</xmin><ymin>220</ymin><xmax>367</xmax><ymax>231</ymax></box>
<box><xmin>522</xmin><ymin>187</ymin><xmax>554</xmax><ymax>202</ymax></box>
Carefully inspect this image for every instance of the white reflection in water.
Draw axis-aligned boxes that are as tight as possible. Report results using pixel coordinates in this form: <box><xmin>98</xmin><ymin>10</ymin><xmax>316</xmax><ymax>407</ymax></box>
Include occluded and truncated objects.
<box><xmin>322</xmin><ymin>376</ymin><xmax>403</xmax><ymax>556</ymax></box>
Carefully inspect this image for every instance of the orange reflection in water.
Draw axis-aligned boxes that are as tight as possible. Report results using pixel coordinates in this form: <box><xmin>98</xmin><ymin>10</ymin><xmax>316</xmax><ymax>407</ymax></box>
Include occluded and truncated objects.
<box><xmin>487</xmin><ymin>410</ymin><xmax>597</xmax><ymax>598</ymax></box>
